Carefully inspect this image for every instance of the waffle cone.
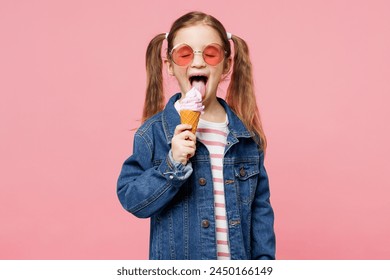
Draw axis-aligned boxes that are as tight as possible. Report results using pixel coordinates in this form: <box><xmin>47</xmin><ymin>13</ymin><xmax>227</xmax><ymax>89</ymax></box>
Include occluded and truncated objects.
<box><xmin>180</xmin><ymin>110</ymin><xmax>201</xmax><ymax>134</ymax></box>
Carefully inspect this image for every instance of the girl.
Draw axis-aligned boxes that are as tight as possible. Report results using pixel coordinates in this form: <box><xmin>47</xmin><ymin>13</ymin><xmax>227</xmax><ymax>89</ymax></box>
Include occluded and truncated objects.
<box><xmin>117</xmin><ymin>11</ymin><xmax>275</xmax><ymax>260</ymax></box>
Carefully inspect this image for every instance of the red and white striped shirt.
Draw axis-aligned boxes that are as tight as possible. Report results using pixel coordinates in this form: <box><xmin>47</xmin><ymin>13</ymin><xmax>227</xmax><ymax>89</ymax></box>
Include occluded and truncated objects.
<box><xmin>197</xmin><ymin>117</ymin><xmax>231</xmax><ymax>260</ymax></box>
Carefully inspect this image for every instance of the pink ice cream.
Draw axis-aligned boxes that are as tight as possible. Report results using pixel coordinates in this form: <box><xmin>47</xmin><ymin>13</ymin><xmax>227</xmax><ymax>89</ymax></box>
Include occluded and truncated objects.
<box><xmin>178</xmin><ymin>80</ymin><xmax>205</xmax><ymax>135</ymax></box>
<box><xmin>179</xmin><ymin>80</ymin><xmax>205</xmax><ymax>112</ymax></box>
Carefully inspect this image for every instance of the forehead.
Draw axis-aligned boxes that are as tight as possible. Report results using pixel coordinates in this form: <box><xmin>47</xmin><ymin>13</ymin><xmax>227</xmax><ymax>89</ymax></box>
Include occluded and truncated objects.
<box><xmin>173</xmin><ymin>24</ymin><xmax>223</xmax><ymax>47</ymax></box>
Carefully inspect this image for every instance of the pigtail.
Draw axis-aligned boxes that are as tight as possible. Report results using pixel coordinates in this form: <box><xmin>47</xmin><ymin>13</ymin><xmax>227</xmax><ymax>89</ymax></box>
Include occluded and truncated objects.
<box><xmin>142</xmin><ymin>33</ymin><xmax>166</xmax><ymax>123</ymax></box>
<box><xmin>226</xmin><ymin>35</ymin><xmax>267</xmax><ymax>151</ymax></box>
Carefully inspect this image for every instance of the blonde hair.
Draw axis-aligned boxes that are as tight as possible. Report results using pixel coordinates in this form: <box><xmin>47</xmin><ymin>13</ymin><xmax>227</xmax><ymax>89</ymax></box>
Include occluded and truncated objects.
<box><xmin>142</xmin><ymin>11</ymin><xmax>267</xmax><ymax>151</ymax></box>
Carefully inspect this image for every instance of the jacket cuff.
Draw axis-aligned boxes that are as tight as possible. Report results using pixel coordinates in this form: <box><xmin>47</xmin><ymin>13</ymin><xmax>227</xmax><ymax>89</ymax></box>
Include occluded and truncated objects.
<box><xmin>160</xmin><ymin>150</ymin><xmax>193</xmax><ymax>181</ymax></box>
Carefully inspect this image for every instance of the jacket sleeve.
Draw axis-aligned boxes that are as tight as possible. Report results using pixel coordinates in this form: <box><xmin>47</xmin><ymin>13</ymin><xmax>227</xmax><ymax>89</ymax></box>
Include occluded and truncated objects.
<box><xmin>251</xmin><ymin>152</ymin><xmax>276</xmax><ymax>259</ymax></box>
<box><xmin>117</xmin><ymin>133</ymin><xmax>192</xmax><ymax>218</ymax></box>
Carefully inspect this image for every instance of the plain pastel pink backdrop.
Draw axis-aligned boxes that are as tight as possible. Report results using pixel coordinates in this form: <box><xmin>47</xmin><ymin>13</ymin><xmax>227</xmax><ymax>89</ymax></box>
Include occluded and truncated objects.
<box><xmin>1</xmin><ymin>0</ymin><xmax>389</xmax><ymax>259</ymax></box>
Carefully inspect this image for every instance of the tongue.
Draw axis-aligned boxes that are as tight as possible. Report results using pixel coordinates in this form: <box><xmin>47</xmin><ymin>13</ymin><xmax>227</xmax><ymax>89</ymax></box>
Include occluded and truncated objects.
<box><xmin>192</xmin><ymin>80</ymin><xmax>206</xmax><ymax>97</ymax></box>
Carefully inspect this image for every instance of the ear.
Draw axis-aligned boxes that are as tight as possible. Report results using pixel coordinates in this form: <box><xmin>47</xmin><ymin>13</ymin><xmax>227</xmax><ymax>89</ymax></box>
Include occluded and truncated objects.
<box><xmin>164</xmin><ymin>59</ymin><xmax>175</xmax><ymax>76</ymax></box>
<box><xmin>223</xmin><ymin>57</ymin><xmax>232</xmax><ymax>74</ymax></box>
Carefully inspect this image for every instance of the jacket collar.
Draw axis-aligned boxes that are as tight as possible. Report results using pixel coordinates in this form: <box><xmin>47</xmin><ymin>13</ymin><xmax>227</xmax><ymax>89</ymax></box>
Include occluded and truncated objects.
<box><xmin>162</xmin><ymin>93</ymin><xmax>253</xmax><ymax>144</ymax></box>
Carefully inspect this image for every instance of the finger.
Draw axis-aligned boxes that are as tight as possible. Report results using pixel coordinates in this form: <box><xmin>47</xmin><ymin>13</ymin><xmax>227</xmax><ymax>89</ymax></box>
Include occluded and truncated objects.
<box><xmin>179</xmin><ymin>138</ymin><xmax>195</xmax><ymax>149</ymax></box>
<box><xmin>182</xmin><ymin>130</ymin><xmax>196</xmax><ymax>142</ymax></box>
<box><xmin>186</xmin><ymin>148</ymin><xmax>196</xmax><ymax>159</ymax></box>
<box><xmin>185</xmin><ymin>140</ymin><xmax>196</xmax><ymax>149</ymax></box>
<box><xmin>175</xmin><ymin>145</ymin><xmax>196</xmax><ymax>164</ymax></box>
<box><xmin>174</xmin><ymin>124</ymin><xmax>192</xmax><ymax>135</ymax></box>
<box><xmin>185</xmin><ymin>144</ymin><xmax>196</xmax><ymax>155</ymax></box>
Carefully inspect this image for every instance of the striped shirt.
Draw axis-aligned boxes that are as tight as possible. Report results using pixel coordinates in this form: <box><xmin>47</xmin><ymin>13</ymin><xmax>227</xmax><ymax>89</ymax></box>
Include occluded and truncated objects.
<box><xmin>196</xmin><ymin>116</ymin><xmax>231</xmax><ymax>260</ymax></box>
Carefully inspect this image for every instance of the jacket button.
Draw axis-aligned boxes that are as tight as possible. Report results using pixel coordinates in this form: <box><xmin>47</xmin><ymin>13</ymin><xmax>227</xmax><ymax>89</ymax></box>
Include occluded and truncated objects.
<box><xmin>199</xmin><ymin>178</ymin><xmax>207</xmax><ymax>186</ymax></box>
<box><xmin>201</xmin><ymin>219</ymin><xmax>210</xmax><ymax>228</ymax></box>
<box><xmin>229</xmin><ymin>220</ymin><xmax>241</xmax><ymax>226</ymax></box>
<box><xmin>239</xmin><ymin>167</ymin><xmax>246</xmax><ymax>177</ymax></box>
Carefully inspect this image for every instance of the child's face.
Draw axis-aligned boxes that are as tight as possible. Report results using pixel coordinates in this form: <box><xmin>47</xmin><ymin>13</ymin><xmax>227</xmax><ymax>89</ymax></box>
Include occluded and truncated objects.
<box><xmin>166</xmin><ymin>24</ymin><xmax>230</xmax><ymax>100</ymax></box>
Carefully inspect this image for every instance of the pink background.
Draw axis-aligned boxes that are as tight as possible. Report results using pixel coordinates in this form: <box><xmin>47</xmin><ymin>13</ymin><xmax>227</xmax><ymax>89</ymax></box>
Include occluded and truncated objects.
<box><xmin>1</xmin><ymin>0</ymin><xmax>389</xmax><ymax>259</ymax></box>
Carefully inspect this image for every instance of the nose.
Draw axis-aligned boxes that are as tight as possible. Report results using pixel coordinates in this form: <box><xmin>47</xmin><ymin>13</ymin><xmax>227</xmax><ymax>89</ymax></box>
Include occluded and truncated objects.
<box><xmin>191</xmin><ymin>51</ymin><xmax>206</xmax><ymax>68</ymax></box>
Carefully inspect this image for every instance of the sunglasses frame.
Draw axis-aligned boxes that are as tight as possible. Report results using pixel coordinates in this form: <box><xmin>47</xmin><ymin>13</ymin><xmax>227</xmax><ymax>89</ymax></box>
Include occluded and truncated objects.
<box><xmin>169</xmin><ymin>43</ymin><xmax>227</xmax><ymax>67</ymax></box>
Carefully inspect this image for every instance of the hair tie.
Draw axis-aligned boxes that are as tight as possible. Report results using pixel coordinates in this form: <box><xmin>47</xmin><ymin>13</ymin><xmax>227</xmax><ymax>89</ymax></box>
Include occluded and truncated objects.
<box><xmin>165</xmin><ymin>32</ymin><xmax>169</xmax><ymax>40</ymax></box>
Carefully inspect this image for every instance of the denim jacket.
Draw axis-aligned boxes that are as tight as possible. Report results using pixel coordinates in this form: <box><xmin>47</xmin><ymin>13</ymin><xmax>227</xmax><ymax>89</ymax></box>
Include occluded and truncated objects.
<box><xmin>117</xmin><ymin>93</ymin><xmax>275</xmax><ymax>260</ymax></box>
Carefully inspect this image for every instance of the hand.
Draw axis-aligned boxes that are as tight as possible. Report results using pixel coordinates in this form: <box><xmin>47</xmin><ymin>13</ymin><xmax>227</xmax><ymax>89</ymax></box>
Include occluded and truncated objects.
<box><xmin>171</xmin><ymin>124</ymin><xmax>196</xmax><ymax>165</ymax></box>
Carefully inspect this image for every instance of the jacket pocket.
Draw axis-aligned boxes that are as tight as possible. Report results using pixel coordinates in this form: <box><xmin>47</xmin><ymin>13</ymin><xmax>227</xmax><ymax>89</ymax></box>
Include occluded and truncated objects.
<box><xmin>234</xmin><ymin>162</ymin><xmax>259</xmax><ymax>204</ymax></box>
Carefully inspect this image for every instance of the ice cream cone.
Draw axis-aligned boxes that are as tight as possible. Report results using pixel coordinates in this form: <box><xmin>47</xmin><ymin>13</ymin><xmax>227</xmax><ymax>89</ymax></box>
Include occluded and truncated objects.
<box><xmin>180</xmin><ymin>109</ymin><xmax>201</xmax><ymax>134</ymax></box>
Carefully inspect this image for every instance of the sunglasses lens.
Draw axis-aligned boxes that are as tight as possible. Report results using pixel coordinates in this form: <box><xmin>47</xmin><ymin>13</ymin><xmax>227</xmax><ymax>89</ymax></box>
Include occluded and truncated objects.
<box><xmin>203</xmin><ymin>44</ymin><xmax>224</xmax><ymax>66</ymax></box>
<box><xmin>172</xmin><ymin>45</ymin><xmax>193</xmax><ymax>66</ymax></box>
<box><xmin>171</xmin><ymin>44</ymin><xmax>225</xmax><ymax>66</ymax></box>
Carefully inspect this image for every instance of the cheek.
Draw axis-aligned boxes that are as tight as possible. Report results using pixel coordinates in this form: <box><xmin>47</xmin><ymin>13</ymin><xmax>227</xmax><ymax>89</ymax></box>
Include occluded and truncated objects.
<box><xmin>211</xmin><ymin>67</ymin><xmax>225</xmax><ymax>82</ymax></box>
<box><xmin>172</xmin><ymin>68</ymin><xmax>191</xmax><ymax>92</ymax></box>
<box><xmin>171</xmin><ymin>65</ymin><xmax>188</xmax><ymax>77</ymax></box>
<box><xmin>175</xmin><ymin>70</ymin><xmax>189</xmax><ymax>82</ymax></box>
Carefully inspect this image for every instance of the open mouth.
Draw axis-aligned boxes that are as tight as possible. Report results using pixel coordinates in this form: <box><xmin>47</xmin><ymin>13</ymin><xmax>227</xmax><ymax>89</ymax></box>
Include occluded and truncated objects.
<box><xmin>189</xmin><ymin>75</ymin><xmax>208</xmax><ymax>86</ymax></box>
